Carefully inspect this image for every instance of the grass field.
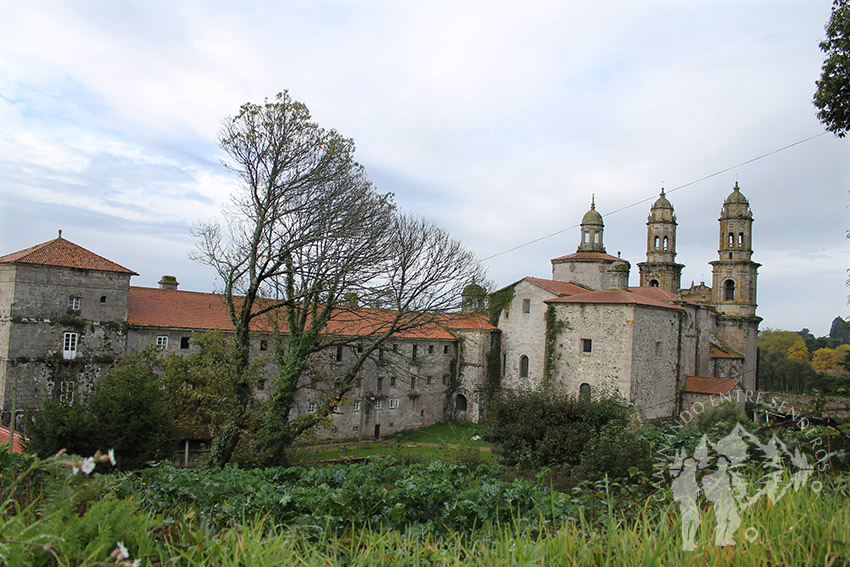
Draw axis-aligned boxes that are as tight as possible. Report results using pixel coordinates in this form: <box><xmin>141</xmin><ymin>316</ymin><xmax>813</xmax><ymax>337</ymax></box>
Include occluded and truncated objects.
<box><xmin>292</xmin><ymin>422</ymin><xmax>495</xmax><ymax>465</ymax></box>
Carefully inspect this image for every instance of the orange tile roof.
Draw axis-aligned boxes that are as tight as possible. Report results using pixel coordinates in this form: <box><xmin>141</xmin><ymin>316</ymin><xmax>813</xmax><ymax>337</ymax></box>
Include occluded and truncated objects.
<box><xmin>545</xmin><ymin>288</ymin><xmax>681</xmax><ymax>310</ymax></box>
<box><xmin>0</xmin><ymin>425</ymin><xmax>26</xmax><ymax>454</ymax></box>
<box><xmin>0</xmin><ymin>237</ymin><xmax>137</xmax><ymax>275</ymax></box>
<box><xmin>683</xmin><ymin>376</ymin><xmax>742</xmax><ymax>395</ymax></box>
<box><xmin>710</xmin><ymin>347</ymin><xmax>743</xmax><ymax>359</ymax></box>
<box><xmin>128</xmin><ymin>287</ymin><xmax>493</xmax><ymax>339</ymax></box>
<box><xmin>551</xmin><ymin>251</ymin><xmax>621</xmax><ymax>262</ymax></box>
<box><xmin>525</xmin><ymin>277</ymin><xmax>590</xmax><ymax>297</ymax></box>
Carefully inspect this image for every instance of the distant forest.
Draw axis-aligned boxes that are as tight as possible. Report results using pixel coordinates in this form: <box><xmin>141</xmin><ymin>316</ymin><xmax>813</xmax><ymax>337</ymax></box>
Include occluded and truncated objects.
<box><xmin>757</xmin><ymin>316</ymin><xmax>850</xmax><ymax>394</ymax></box>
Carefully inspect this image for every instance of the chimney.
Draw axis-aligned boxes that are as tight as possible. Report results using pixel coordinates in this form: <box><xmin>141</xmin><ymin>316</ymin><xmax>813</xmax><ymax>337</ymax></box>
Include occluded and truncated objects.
<box><xmin>159</xmin><ymin>275</ymin><xmax>179</xmax><ymax>290</ymax></box>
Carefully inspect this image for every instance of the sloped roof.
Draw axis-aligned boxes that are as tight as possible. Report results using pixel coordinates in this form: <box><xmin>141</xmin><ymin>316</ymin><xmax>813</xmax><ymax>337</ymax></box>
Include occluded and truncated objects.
<box><xmin>551</xmin><ymin>251</ymin><xmax>621</xmax><ymax>263</ymax></box>
<box><xmin>0</xmin><ymin>237</ymin><xmax>137</xmax><ymax>275</ymax></box>
<box><xmin>710</xmin><ymin>347</ymin><xmax>743</xmax><ymax>359</ymax></box>
<box><xmin>525</xmin><ymin>277</ymin><xmax>590</xmax><ymax>297</ymax></box>
<box><xmin>545</xmin><ymin>288</ymin><xmax>681</xmax><ymax>310</ymax></box>
<box><xmin>683</xmin><ymin>376</ymin><xmax>742</xmax><ymax>395</ymax></box>
<box><xmin>128</xmin><ymin>286</ymin><xmax>492</xmax><ymax>340</ymax></box>
<box><xmin>0</xmin><ymin>425</ymin><xmax>26</xmax><ymax>454</ymax></box>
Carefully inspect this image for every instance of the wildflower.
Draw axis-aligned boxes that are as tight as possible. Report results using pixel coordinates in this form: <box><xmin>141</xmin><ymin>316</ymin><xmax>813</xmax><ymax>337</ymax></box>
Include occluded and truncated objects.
<box><xmin>108</xmin><ymin>448</ymin><xmax>116</xmax><ymax>466</ymax></box>
<box><xmin>110</xmin><ymin>541</ymin><xmax>129</xmax><ymax>560</ymax></box>
<box><xmin>80</xmin><ymin>456</ymin><xmax>96</xmax><ymax>474</ymax></box>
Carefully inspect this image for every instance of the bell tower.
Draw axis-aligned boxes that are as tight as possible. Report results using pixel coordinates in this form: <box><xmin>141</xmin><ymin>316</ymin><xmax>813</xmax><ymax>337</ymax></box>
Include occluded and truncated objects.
<box><xmin>710</xmin><ymin>182</ymin><xmax>759</xmax><ymax>316</ymax></box>
<box><xmin>638</xmin><ymin>189</ymin><xmax>684</xmax><ymax>292</ymax></box>
<box><xmin>577</xmin><ymin>195</ymin><xmax>605</xmax><ymax>253</ymax></box>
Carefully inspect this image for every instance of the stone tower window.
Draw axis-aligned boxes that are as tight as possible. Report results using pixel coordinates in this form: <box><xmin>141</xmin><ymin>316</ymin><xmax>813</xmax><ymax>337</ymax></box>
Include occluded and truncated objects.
<box><xmin>519</xmin><ymin>355</ymin><xmax>529</xmax><ymax>378</ymax></box>
<box><xmin>728</xmin><ymin>232</ymin><xmax>735</xmax><ymax>247</ymax></box>
<box><xmin>584</xmin><ymin>231</ymin><xmax>590</xmax><ymax>244</ymax></box>
<box><xmin>649</xmin><ymin>279</ymin><xmax>659</xmax><ymax>287</ymax></box>
<box><xmin>663</xmin><ymin>236</ymin><xmax>668</xmax><ymax>251</ymax></box>
<box><xmin>653</xmin><ymin>236</ymin><xmax>659</xmax><ymax>249</ymax></box>
<box><xmin>579</xmin><ymin>383</ymin><xmax>591</xmax><ymax>401</ymax></box>
<box><xmin>724</xmin><ymin>279</ymin><xmax>736</xmax><ymax>301</ymax></box>
<box><xmin>738</xmin><ymin>233</ymin><xmax>744</xmax><ymax>247</ymax></box>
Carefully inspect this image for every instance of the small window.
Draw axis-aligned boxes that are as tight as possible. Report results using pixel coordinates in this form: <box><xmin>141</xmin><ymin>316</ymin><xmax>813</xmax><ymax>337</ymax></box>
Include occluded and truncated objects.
<box><xmin>260</xmin><ymin>340</ymin><xmax>268</xmax><ymax>351</ymax></box>
<box><xmin>258</xmin><ymin>379</ymin><xmax>266</xmax><ymax>390</ymax></box>
<box><xmin>428</xmin><ymin>345</ymin><xmax>434</xmax><ymax>354</ymax></box>
<box><xmin>444</xmin><ymin>345</ymin><xmax>450</xmax><ymax>354</ymax></box>
<box><xmin>68</xmin><ymin>296</ymin><xmax>81</xmax><ymax>310</ymax></box>
<box><xmin>519</xmin><ymin>355</ymin><xmax>529</xmax><ymax>378</ymax></box>
<box><xmin>426</xmin><ymin>376</ymin><xmax>432</xmax><ymax>385</ymax></box>
<box><xmin>63</xmin><ymin>332</ymin><xmax>79</xmax><ymax>360</ymax></box>
<box><xmin>594</xmin><ymin>232</ymin><xmax>600</xmax><ymax>244</ymax></box>
<box><xmin>336</xmin><ymin>346</ymin><xmax>343</xmax><ymax>362</ymax></box>
<box><xmin>522</xmin><ymin>299</ymin><xmax>531</xmax><ymax>314</ymax></box>
<box><xmin>308</xmin><ymin>402</ymin><xmax>317</xmax><ymax>413</ymax></box>
<box><xmin>649</xmin><ymin>279</ymin><xmax>659</xmax><ymax>287</ymax></box>
<box><xmin>442</xmin><ymin>376</ymin><xmax>447</xmax><ymax>386</ymax></box>
<box><xmin>728</xmin><ymin>252</ymin><xmax>733</xmax><ymax>259</ymax></box>
<box><xmin>655</xmin><ymin>341</ymin><xmax>662</xmax><ymax>357</ymax></box>
<box><xmin>584</xmin><ymin>231</ymin><xmax>590</xmax><ymax>243</ymax></box>
<box><xmin>377</xmin><ymin>377</ymin><xmax>383</xmax><ymax>391</ymax></box>
<box><xmin>357</xmin><ymin>344</ymin><xmax>363</xmax><ymax>353</ymax></box>
<box><xmin>156</xmin><ymin>336</ymin><xmax>168</xmax><ymax>350</ymax></box>
<box><xmin>579</xmin><ymin>383</ymin><xmax>591</xmax><ymax>401</ymax></box>
<box><xmin>353</xmin><ymin>401</ymin><xmax>361</xmax><ymax>411</ymax></box>
<box><xmin>653</xmin><ymin>236</ymin><xmax>659</xmax><ymax>249</ymax></box>
<box><xmin>375</xmin><ymin>399</ymin><xmax>383</xmax><ymax>409</ymax></box>
<box><xmin>100</xmin><ymin>296</ymin><xmax>107</xmax><ymax>304</ymax></box>
<box><xmin>353</xmin><ymin>425</ymin><xmax>359</xmax><ymax>432</ymax></box>
<box><xmin>180</xmin><ymin>337</ymin><xmax>190</xmax><ymax>349</ymax></box>
<box><xmin>390</xmin><ymin>376</ymin><xmax>396</xmax><ymax>387</ymax></box>
<box><xmin>738</xmin><ymin>232</ymin><xmax>744</xmax><ymax>247</ymax></box>
<box><xmin>412</xmin><ymin>345</ymin><xmax>418</xmax><ymax>360</ymax></box>
<box><xmin>502</xmin><ymin>353</ymin><xmax>506</xmax><ymax>376</ymax></box>
<box><xmin>582</xmin><ymin>339</ymin><xmax>592</xmax><ymax>353</ymax></box>
<box><xmin>728</xmin><ymin>232</ymin><xmax>735</xmax><ymax>247</ymax></box>
<box><xmin>389</xmin><ymin>398</ymin><xmax>399</xmax><ymax>409</ymax></box>
<box><xmin>662</xmin><ymin>236</ymin><xmax>668</xmax><ymax>251</ymax></box>
<box><xmin>392</xmin><ymin>343</ymin><xmax>398</xmax><ymax>352</ymax></box>
<box><xmin>388</xmin><ymin>423</ymin><xmax>394</xmax><ymax>429</ymax></box>
<box><xmin>410</xmin><ymin>377</ymin><xmax>416</xmax><ymax>390</ymax></box>
<box><xmin>420</xmin><ymin>410</ymin><xmax>424</xmax><ymax>417</ymax></box>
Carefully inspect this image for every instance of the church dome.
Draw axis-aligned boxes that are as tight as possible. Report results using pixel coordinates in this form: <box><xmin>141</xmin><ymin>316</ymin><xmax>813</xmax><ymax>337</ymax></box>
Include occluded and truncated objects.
<box><xmin>581</xmin><ymin>197</ymin><xmax>603</xmax><ymax>226</ymax></box>
<box><xmin>652</xmin><ymin>190</ymin><xmax>673</xmax><ymax>210</ymax></box>
<box><xmin>724</xmin><ymin>182</ymin><xmax>749</xmax><ymax>205</ymax></box>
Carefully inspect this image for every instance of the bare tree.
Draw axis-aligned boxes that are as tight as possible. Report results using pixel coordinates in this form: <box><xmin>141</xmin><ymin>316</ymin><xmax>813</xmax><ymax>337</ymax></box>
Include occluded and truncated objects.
<box><xmin>194</xmin><ymin>92</ymin><xmax>486</xmax><ymax>465</ymax></box>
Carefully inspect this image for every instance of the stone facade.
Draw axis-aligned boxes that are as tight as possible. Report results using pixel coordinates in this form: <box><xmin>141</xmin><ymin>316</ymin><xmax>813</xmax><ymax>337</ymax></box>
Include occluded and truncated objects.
<box><xmin>493</xmin><ymin>184</ymin><xmax>761</xmax><ymax>419</ymax></box>
<box><xmin>0</xmin><ymin>237</ymin><xmax>498</xmax><ymax>441</ymax></box>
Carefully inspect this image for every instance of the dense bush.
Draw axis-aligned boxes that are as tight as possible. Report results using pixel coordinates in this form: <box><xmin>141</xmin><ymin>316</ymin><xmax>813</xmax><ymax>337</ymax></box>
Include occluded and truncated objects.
<box><xmin>26</xmin><ymin>348</ymin><xmax>176</xmax><ymax>469</ymax></box>
<box><xmin>483</xmin><ymin>389</ymin><xmax>633</xmax><ymax>470</ymax></box>
<box><xmin>693</xmin><ymin>400</ymin><xmax>752</xmax><ymax>437</ymax></box>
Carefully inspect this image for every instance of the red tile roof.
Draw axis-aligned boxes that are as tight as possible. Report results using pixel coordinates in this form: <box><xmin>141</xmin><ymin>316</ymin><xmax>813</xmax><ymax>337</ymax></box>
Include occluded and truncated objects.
<box><xmin>545</xmin><ymin>288</ymin><xmax>681</xmax><ymax>310</ymax></box>
<box><xmin>0</xmin><ymin>425</ymin><xmax>26</xmax><ymax>454</ymax></box>
<box><xmin>525</xmin><ymin>277</ymin><xmax>590</xmax><ymax>297</ymax></box>
<box><xmin>551</xmin><ymin>251</ymin><xmax>621</xmax><ymax>262</ymax></box>
<box><xmin>0</xmin><ymin>237</ymin><xmax>137</xmax><ymax>275</ymax></box>
<box><xmin>128</xmin><ymin>287</ymin><xmax>494</xmax><ymax>339</ymax></box>
<box><xmin>710</xmin><ymin>347</ymin><xmax>743</xmax><ymax>359</ymax></box>
<box><xmin>683</xmin><ymin>376</ymin><xmax>742</xmax><ymax>395</ymax></box>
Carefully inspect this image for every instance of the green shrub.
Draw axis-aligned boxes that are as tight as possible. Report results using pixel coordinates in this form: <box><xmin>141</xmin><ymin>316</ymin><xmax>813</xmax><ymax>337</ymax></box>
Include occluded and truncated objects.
<box><xmin>693</xmin><ymin>400</ymin><xmax>751</xmax><ymax>437</ymax></box>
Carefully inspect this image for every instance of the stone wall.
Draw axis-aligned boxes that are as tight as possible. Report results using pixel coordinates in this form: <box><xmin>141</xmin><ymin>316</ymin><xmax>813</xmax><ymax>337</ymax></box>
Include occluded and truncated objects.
<box><xmin>629</xmin><ymin>306</ymin><xmax>680</xmax><ymax>419</ymax></box>
<box><xmin>497</xmin><ymin>280</ymin><xmax>553</xmax><ymax>390</ymax></box>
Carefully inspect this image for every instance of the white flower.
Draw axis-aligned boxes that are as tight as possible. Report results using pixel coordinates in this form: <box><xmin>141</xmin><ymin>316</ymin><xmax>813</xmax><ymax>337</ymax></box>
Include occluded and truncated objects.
<box><xmin>108</xmin><ymin>449</ymin><xmax>116</xmax><ymax>466</ymax></box>
<box><xmin>116</xmin><ymin>541</ymin><xmax>129</xmax><ymax>559</ymax></box>
<box><xmin>72</xmin><ymin>465</ymin><xmax>79</xmax><ymax>475</ymax></box>
<box><xmin>80</xmin><ymin>457</ymin><xmax>96</xmax><ymax>475</ymax></box>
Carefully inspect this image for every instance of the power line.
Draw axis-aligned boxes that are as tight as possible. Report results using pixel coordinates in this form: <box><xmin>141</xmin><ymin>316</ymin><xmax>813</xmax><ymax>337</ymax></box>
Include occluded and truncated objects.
<box><xmin>481</xmin><ymin>132</ymin><xmax>829</xmax><ymax>262</ymax></box>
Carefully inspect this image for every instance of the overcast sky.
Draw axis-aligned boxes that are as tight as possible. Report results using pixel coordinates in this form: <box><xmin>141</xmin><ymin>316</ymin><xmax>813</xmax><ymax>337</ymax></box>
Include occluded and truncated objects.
<box><xmin>1</xmin><ymin>1</ymin><xmax>847</xmax><ymax>336</ymax></box>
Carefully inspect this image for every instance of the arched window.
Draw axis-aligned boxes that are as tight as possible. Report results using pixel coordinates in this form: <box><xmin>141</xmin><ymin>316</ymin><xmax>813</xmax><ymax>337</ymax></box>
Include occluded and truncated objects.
<box><xmin>593</xmin><ymin>232</ymin><xmax>600</xmax><ymax>244</ymax></box>
<box><xmin>455</xmin><ymin>393</ymin><xmax>468</xmax><ymax>411</ymax></box>
<box><xmin>728</xmin><ymin>232</ymin><xmax>735</xmax><ymax>247</ymax></box>
<box><xmin>579</xmin><ymin>383</ymin><xmax>591</xmax><ymax>401</ymax></box>
<box><xmin>724</xmin><ymin>279</ymin><xmax>736</xmax><ymax>301</ymax></box>
<box><xmin>584</xmin><ymin>231</ymin><xmax>590</xmax><ymax>244</ymax></box>
<box><xmin>653</xmin><ymin>236</ymin><xmax>659</xmax><ymax>249</ymax></box>
<box><xmin>519</xmin><ymin>355</ymin><xmax>529</xmax><ymax>378</ymax></box>
<box><xmin>649</xmin><ymin>279</ymin><xmax>659</xmax><ymax>287</ymax></box>
<box><xmin>662</xmin><ymin>236</ymin><xmax>668</xmax><ymax>251</ymax></box>
<box><xmin>738</xmin><ymin>232</ymin><xmax>744</xmax><ymax>247</ymax></box>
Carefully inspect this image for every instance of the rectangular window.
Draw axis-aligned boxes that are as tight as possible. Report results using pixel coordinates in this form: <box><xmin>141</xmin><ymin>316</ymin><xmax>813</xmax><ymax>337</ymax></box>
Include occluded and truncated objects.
<box><xmin>336</xmin><ymin>346</ymin><xmax>343</xmax><ymax>362</ymax></box>
<box><xmin>260</xmin><ymin>340</ymin><xmax>268</xmax><ymax>351</ymax></box>
<box><xmin>444</xmin><ymin>345</ymin><xmax>450</xmax><ymax>354</ymax></box>
<box><xmin>410</xmin><ymin>377</ymin><xmax>416</xmax><ymax>390</ymax></box>
<box><xmin>426</xmin><ymin>376</ymin><xmax>432</xmax><ymax>385</ymax></box>
<box><xmin>442</xmin><ymin>376</ymin><xmax>447</xmax><ymax>386</ymax></box>
<box><xmin>390</xmin><ymin>377</ymin><xmax>396</xmax><ymax>387</ymax></box>
<box><xmin>157</xmin><ymin>336</ymin><xmax>168</xmax><ymax>350</ymax></box>
<box><xmin>353</xmin><ymin>401</ymin><xmax>361</xmax><ymax>411</ymax></box>
<box><xmin>412</xmin><ymin>345</ymin><xmax>418</xmax><ymax>360</ymax></box>
<box><xmin>375</xmin><ymin>399</ymin><xmax>383</xmax><ymax>409</ymax></box>
<box><xmin>258</xmin><ymin>379</ymin><xmax>266</xmax><ymax>390</ymax></box>
<box><xmin>62</xmin><ymin>332</ymin><xmax>78</xmax><ymax>360</ymax></box>
<box><xmin>100</xmin><ymin>296</ymin><xmax>107</xmax><ymax>304</ymax></box>
<box><xmin>377</xmin><ymin>377</ymin><xmax>383</xmax><ymax>391</ymax></box>
<box><xmin>392</xmin><ymin>343</ymin><xmax>398</xmax><ymax>352</ymax></box>
<box><xmin>388</xmin><ymin>423</ymin><xmax>394</xmax><ymax>429</ymax></box>
<box><xmin>352</xmin><ymin>425</ymin><xmax>359</xmax><ymax>433</ymax></box>
<box><xmin>68</xmin><ymin>296</ymin><xmax>81</xmax><ymax>310</ymax></box>
<box><xmin>655</xmin><ymin>341</ymin><xmax>662</xmax><ymax>357</ymax></box>
<box><xmin>389</xmin><ymin>398</ymin><xmax>399</xmax><ymax>409</ymax></box>
<box><xmin>522</xmin><ymin>299</ymin><xmax>531</xmax><ymax>313</ymax></box>
<box><xmin>308</xmin><ymin>402</ymin><xmax>317</xmax><ymax>413</ymax></box>
<box><xmin>582</xmin><ymin>338</ymin><xmax>592</xmax><ymax>353</ymax></box>
<box><xmin>428</xmin><ymin>345</ymin><xmax>434</xmax><ymax>354</ymax></box>
<box><xmin>180</xmin><ymin>337</ymin><xmax>190</xmax><ymax>349</ymax></box>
